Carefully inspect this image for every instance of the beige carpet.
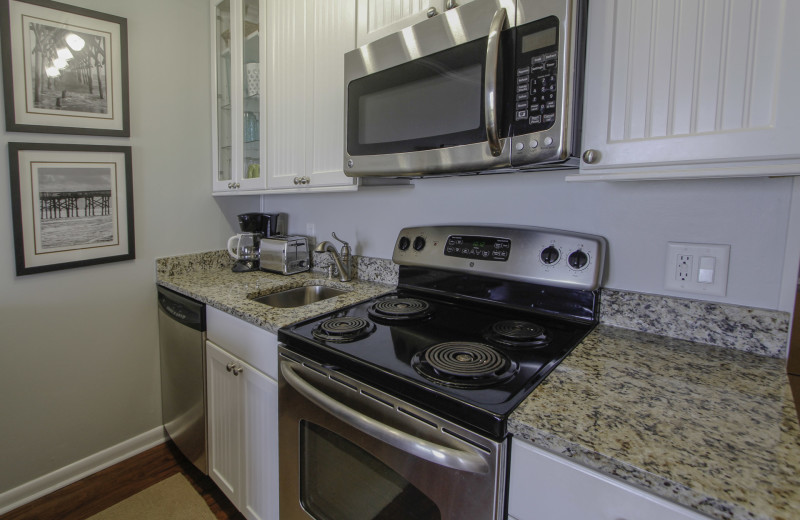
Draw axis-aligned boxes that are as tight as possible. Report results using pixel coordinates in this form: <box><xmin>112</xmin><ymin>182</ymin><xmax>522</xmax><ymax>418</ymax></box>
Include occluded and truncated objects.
<box><xmin>86</xmin><ymin>473</ymin><xmax>216</xmax><ymax>520</ymax></box>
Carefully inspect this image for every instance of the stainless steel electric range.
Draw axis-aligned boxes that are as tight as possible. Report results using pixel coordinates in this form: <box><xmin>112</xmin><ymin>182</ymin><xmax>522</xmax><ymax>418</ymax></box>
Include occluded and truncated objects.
<box><xmin>277</xmin><ymin>225</ymin><xmax>606</xmax><ymax>520</ymax></box>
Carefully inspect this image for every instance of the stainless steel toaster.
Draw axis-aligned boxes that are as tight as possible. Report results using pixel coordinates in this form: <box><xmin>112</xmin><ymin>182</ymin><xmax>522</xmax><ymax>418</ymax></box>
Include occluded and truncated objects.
<box><xmin>259</xmin><ymin>236</ymin><xmax>310</xmax><ymax>275</ymax></box>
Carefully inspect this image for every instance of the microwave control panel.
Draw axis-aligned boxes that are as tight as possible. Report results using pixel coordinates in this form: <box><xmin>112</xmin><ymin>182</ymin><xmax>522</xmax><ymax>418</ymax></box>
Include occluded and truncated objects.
<box><xmin>511</xmin><ymin>16</ymin><xmax>560</xmax><ymax>135</ymax></box>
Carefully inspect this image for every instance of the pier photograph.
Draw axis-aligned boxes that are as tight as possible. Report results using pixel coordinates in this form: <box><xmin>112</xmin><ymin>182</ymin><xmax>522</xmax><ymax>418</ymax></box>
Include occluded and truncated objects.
<box><xmin>9</xmin><ymin>143</ymin><xmax>135</xmax><ymax>276</ymax></box>
<box><xmin>36</xmin><ymin>166</ymin><xmax>117</xmax><ymax>251</ymax></box>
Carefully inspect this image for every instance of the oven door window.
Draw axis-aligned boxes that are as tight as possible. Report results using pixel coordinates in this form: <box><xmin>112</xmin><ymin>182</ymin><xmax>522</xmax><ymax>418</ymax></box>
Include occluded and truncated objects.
<box><xmin>300</xmin><ymin>421</ymin><xmax>441</xmax><ymax>520</ymax></box>
<box><xmin>347</xmin><ymin>37</ymin><xmax>492</xmax><ymax>156</ymax></box>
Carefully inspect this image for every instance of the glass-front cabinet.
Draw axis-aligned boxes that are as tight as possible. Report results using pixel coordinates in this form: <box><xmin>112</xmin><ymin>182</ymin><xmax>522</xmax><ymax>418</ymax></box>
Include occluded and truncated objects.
<box><xmin>212</xmin><ymin>0</ymin><xmax>266</xmax><ymax>194</ymax></box>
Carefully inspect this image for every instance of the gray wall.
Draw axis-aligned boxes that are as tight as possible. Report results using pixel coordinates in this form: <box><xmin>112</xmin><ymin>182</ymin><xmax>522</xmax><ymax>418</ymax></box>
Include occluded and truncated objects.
<box><xmin>263</xmin><ymin>173</ymin><xmax>795</xmax><ymax>312</ymax></box>
<box><xmin>0</xmin><ymin>0</ymin><xmax>254</xmax><ymax>494</ymax></box>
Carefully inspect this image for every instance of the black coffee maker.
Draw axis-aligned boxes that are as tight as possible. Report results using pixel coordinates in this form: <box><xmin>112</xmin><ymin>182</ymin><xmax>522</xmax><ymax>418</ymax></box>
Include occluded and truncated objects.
<box><xmin>229</xmin><ymin>213</ymin><xmax>286</xmax><ymax>272</ymax></box>
<box><xmin>238</xmin><ymin>212</ymin><xmax>285</xmax><ymax>238</ymax></box>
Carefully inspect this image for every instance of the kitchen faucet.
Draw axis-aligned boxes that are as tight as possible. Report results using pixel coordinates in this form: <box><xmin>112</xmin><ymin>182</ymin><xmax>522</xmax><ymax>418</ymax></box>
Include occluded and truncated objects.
<box><xmin>315</xmin><ymin>232</ymin><xmax>353</xmax><ymax>282</ymax></box>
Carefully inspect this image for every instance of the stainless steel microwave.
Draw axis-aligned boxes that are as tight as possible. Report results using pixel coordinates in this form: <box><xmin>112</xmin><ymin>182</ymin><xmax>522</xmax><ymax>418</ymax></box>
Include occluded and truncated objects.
<box><xmin>344</xmin><ymin>0</ymin><xmax>587</xmax><ymax>178</ymax></box>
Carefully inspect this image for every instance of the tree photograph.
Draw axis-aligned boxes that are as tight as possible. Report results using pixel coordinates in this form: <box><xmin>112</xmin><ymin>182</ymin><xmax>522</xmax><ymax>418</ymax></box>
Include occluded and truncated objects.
<box><xmin>27</xmin><ymin>22</ymin><xmax>109</xmax><ymax>115</ymax></box>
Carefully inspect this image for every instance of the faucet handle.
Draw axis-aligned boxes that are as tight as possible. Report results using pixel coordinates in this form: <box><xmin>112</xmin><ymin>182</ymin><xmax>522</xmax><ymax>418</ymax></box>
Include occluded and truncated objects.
<box><xmin>331</xmin><ymin>232</ymin><xmax>350</xmax><ymax>251</ymax></box>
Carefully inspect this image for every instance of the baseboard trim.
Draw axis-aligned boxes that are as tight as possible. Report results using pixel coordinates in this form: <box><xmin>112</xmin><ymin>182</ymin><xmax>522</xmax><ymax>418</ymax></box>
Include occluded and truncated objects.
<box><xmin>0</xmin><ymin>426</ymin><xmax>168</xmax><ymax>515</ymax></box>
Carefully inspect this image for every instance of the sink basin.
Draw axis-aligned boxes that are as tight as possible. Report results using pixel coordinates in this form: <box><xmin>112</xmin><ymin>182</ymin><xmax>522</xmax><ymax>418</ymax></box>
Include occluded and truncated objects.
<box><xmin>250</xmin><ymin>285</ymin><xmax>349</xmax><ymax>308</ymax></box>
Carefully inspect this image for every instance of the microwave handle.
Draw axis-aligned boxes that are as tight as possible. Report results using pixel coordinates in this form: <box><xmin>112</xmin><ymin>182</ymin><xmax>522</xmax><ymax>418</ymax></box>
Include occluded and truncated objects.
<box><xmin>485</xmin><ymin>7</ymin><xmax>507</xmax><ymax>157</ymax></box>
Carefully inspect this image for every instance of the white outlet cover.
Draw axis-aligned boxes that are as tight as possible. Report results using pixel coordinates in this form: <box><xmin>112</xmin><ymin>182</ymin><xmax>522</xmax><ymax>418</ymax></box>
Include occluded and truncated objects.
<box><xmin>664</xmin><ymin>242</ymin><xmax>730</xmax><ymax>297</ymax></box>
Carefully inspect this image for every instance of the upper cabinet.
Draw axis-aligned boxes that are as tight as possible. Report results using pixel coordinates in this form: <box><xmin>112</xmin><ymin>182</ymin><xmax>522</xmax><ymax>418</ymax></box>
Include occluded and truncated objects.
<box><xmin>265</xmin><ymin>0</ymin><xmax>359</xmax><ymax>191</ymax></box>
<box><xmin>356</xmin><ymin>0</ymin><xmax>468</xmax><ymax>47</ymax></box>
<box><xmin>573</xmin><ymin>0</ymin><xmax>800</xmax><ymax>181</ymax></box>
<box><xmin>212</xmin><ymin>0</ymin><xmax>267</xmax><ymax>194</ymax></box>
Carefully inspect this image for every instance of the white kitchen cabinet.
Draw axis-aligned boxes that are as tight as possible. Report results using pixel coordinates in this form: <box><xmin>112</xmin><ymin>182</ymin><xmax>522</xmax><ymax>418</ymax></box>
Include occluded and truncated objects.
<box><xmin>264</xmin><ymin>0</ymin><xmax>360</xmax><ymax>191</ymax></box>
<box><xmin>356</xmin><ymin>0</ymin><xmax>470</xmax><ymax>47</ymax></box>
<box><xmin>508</xmin><ymin>438</ymin><xmax>709</xmax><ymax>520</ymax></box>
<box><xmin>572</xmin><ymin>0</ymin><xmax>800</xmax><ymax>181</ymax></box>
<box><xmin>211</xmin><ymin>0</ymin><xmax>268</xmax><ymax>194</ymax></box>
<box><xmin>206</xmin><ymin>307</ymin><xmax>278</xmax><ymax>520</ymax></box>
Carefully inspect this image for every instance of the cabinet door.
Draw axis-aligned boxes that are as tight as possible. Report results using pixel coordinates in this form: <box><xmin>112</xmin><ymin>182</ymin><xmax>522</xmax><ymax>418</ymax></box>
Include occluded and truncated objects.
<box><xmin>238</xmin><ymin>0</ymin><xmax>267</xmax><ymax>191</ymax></box>
<box><xmin>306</xmin><ymin>0</ymin><xmax>358</xmax><ymax>187</ymax></box>
<box><xmin>265</xmin><ymin>0</ymin><xmax>308</xmax><ymax>189</ymax></box>
<box><xmin>266</xmin><ymin>0</ymin><xmax>358</xmax><ymax>190</ymax></box>
<box><xmin>212</xmin><ymin>0</ymin><xmax>267</xmax><ymax>194</ymax></box>
<box><xmin>509</xmin><ymin>439</ymin><xmax>709</xmax><ymax>520</ymax></box>
<box><xmin>578</xmin><ymin>0</ymin><xmax>800</xmax><ymax>180</ymax></box>
<box><xmin>212</xmin><ymin>0</ymin><xmax>235</xmax><ymax>192</ymax></box>
<box><xmin>240</xmin><ymin>359</ymin><xmax>279</xmax><ymax>520</ymax></box>
<box><xmin>356</xmin><ymin>0</ymin><xmax>444</xmax><ymax>47</ymax></box>
<box><xmin>206</xmin><ymin>341</ymin><xmax>242</xmax><ymax>503</ymax></box>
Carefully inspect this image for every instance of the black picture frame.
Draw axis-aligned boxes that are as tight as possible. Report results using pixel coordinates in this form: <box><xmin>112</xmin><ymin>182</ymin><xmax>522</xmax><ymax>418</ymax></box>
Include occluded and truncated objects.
<box><xmin>0</xmin><ymin>0</ymin><xmax>130</xmax><ymax>136</ymax></box>
<box><xmin>8</xmin><ymin>142</ymin><xmax>135</xmax><ymax>275</ymax></box>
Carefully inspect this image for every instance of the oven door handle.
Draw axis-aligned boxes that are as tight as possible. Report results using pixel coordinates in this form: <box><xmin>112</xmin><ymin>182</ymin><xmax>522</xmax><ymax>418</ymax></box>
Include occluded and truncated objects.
<box><xmin>484</xmin><ymin>7</ymin><xmax>507</xmax><ymax>158</ymax></box>
<box><xmin>280</xmin><ymin>361</ymin><xmax>490</xmax><ymax>475</ymax></box>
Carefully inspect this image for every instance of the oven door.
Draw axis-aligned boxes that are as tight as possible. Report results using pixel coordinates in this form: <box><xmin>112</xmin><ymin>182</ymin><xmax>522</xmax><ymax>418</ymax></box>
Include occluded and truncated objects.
<box><xmin>343</xmin><ymin>0</ymin><xmax>515</xmax><ymax>177</ymax></box>
<box><xmin>278</xmin><ymin>352</ymin><xmax>507</xmax><ymax>520</ymax></box>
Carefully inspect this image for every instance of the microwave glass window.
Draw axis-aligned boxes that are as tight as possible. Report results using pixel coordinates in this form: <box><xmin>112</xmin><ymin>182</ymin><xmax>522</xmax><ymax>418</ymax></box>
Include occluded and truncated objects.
<box><xmin>521</xmin><ymin>27</ymin><xmax>558</xmax><ymax>54</ymax></box>
<box><xmin>347</xmin><ymin>36</ymin><xmax>491</xmax><ymax>155</ymax></box>
<box><xmin>358</xmin><ymin>63</ymin><xmax>482</xmax><ymax>145</ymax></box>
<box><xmin>300</xmin><ymin>421</ymin><xmax>441</xmax><ymax>520</ymax></box>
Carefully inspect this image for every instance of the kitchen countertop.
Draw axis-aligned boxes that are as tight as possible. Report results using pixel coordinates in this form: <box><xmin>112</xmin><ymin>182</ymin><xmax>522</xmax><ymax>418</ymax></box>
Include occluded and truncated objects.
<box><xmin>156</xmin><ymin>252</ymin><xmax>395</xmax><ymax>334</ymax></box>
<box><xmin>509</xmin><ymin>324</ymin><xmax>800</xmax><ymax>520</ymax></box>
<box><xmin>156</xmin><ymin>252</ymin><xmax>800</xmax><ymax>520</ymax></box>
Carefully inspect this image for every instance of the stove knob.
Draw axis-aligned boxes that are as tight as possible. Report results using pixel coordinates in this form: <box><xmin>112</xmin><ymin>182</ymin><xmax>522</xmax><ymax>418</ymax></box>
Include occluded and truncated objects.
<box><xmin>568</xmin><ymin>250</ymin><xmax>589</xmax><ymax>269</ymax></box>
<box><xmin>540</xmin><ymin>246</ymin><xmax>560</xmax><ymax>264</ymax></box>
<box><xmin>413</xmin><ymin>236</ymin><xmax>426</xmax><ymax>251</ymax></box>
<box><xmin>398</xmin><ymin>236</ymin><xmax>411</xmax><ymax>251</ymax></box>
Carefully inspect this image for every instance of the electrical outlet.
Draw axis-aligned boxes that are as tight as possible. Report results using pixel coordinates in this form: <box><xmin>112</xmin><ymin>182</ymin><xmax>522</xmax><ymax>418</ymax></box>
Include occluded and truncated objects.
<box><xmin>664</xmin><ymin>242</ymin><xmax>730</xmax><ymax>296</ymax></box>
<box><xmin>676</xmin><ymin>255</ymin><xmax>692</xmax><ymax>281</ymax></box>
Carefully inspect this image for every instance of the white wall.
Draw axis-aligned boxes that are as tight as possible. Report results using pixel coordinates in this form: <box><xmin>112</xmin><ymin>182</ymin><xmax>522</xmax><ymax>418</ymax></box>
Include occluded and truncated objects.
<box><xmin>262</xmin><ymin>171</ymin><xmax>795</xmax><ymax>312</ymax></box>
<box><xmin>0</xmin><ymin>0</ymin><xmax>253</xmax><ymax>495</ymax></box>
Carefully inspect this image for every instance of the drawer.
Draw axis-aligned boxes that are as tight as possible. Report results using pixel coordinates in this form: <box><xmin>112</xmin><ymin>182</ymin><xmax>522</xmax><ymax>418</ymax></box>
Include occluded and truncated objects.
<box><xmin>206</xmin><ymin>306</ymin><xmax>278</xmax><ymax>379</ymax></box>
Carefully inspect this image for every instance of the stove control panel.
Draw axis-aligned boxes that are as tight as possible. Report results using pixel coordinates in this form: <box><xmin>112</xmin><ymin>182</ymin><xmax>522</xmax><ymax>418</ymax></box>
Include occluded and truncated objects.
<box><xmin>444</xmin><ymin>235</ymin><xmax>511</xmax><ymax>262</ymax></box>
<box><xmin>393</xmin><ymin>225</ymin><xmax>607</xmax><ymax>290</ymax></box>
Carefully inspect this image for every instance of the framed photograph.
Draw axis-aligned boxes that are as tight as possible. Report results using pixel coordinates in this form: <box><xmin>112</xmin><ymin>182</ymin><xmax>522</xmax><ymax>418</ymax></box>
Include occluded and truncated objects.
<box><xmin>8</xmin><ymin>142</ymin><xmax>134</xmax><ymax>275</ymax></box>
<box><xmin>0</xmin><ymin>0</ymin><xmax>129</xmax><ymax>136</ymax></box>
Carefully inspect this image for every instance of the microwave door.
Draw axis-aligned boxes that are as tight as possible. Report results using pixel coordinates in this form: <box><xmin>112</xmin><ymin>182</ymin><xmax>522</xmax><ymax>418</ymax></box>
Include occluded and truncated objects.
<box><xmin>344</xmin><ymin>0</ymin><xmax>514</xmax><ymax>177</ymax></box>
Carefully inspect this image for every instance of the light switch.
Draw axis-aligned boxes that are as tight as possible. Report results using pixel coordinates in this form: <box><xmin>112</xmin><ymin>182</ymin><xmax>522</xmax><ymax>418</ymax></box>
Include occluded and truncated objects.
<box><xmin>698</xmin><ymin>256</ymin><xmax>715</xmax><ymax>284</ymax></box>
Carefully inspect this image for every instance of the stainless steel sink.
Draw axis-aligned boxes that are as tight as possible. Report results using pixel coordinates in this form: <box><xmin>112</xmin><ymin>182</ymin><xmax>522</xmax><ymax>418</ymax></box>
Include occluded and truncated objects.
<box><xmin>250</xmin><ymin>285</ymin><xmax>349</xmax><ymax>308</ymax></box>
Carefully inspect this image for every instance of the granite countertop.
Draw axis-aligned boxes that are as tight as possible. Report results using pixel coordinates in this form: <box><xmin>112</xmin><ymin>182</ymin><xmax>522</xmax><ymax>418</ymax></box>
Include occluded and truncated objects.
<box><xmin>156</xmin><ymin>251</ymin><xmax>395</xmax><ymax>333</ymax></box>
<box><xmin>509</xmin><ymin>324</ymin><xmax>800</xmax><ymax>520</ymax></box>
<box><xmin>156</xmin><ymin>251</ymin><xmax>799</xmax><ymax>520</ymax></box>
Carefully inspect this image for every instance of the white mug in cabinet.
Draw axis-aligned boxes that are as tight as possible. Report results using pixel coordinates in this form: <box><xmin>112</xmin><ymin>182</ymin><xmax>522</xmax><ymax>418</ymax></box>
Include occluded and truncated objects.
<box><xmin>246</xmin><ymin>63</ymin><xmax>259</xmax><ymax>97</ymax></box>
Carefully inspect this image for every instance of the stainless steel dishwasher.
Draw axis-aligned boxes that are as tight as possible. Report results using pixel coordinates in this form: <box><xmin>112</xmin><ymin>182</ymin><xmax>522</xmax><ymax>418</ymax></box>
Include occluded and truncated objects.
<box><xmin>157</xmin><ymin>285</ymin><xmax>207</xmax><ymax>474</ymax></box>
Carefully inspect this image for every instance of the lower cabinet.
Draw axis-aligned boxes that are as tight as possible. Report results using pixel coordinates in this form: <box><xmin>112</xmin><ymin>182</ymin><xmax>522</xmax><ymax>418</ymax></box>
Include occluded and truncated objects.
<box><xmin>206</xmin><ymin>307</ymin><xmax>279</xmax><ymax>520</ymax></box>
<box><xmin>508</xmin><ymin>438</ymin><xmax>709</xmax><ymax>520</ymax></box>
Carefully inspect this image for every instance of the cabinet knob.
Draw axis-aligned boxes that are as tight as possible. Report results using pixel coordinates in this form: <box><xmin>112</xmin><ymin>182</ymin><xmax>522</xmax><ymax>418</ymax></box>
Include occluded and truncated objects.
<box><xmin>226</xmin><ymin>362</ymin><xmax>235</xmax><ymax>372</ymax></box>
<box><xmin>233</xmin><ymin>365</ymin><xmax>243</xmax><ymax>376</ymax></box>
<box><xmin>445</xmin><ymin>0</ymin><xmax>458</xmax><ymax>9</ymax></box>
<box><xmin>582</xmin><ymin>149</ymin><xmax>601</xmax><ymax>164</ymax></box>
<box><xmin>227</xmin><ymin>182</ymin><xmax>233</xmax><ymax>189</ymax></box>
<box><xmin>293</xmin><ymin>177</ymin><xmax>300</xmax><ymax>185</ymax></box>
<box><xmin>426</xmin><ymin>7</ymin><xmax>438</xmax><ymax>18</ymax></box>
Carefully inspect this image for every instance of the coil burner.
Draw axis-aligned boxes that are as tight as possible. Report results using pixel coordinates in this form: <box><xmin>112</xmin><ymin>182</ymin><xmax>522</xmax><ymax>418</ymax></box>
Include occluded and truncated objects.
<box><xmin>311</xmin><ymin>316</ymin><xmax>375</xmax><ymax>343</ymax></box>
<box><xmin>412</xmin><ymin>342</ymin><xmax>518</xmax><ymax>388</ymax></box>
<box><xmin>485</xmin><ymin>320</ymin><xmax>550</xmax><ymax>348</ymax></box>
<box><xmin>368</xmin><ymin>297</ymin><xmax>434</xmax><ymax>322</ymax></box>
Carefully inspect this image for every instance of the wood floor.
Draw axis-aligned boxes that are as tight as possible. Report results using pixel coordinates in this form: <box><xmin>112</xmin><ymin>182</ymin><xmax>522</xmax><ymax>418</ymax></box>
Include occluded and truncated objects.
<box><xmin>0</xmin><ymin>441</ymin><xmax>244</xmax><ymax>520</ymax></box>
